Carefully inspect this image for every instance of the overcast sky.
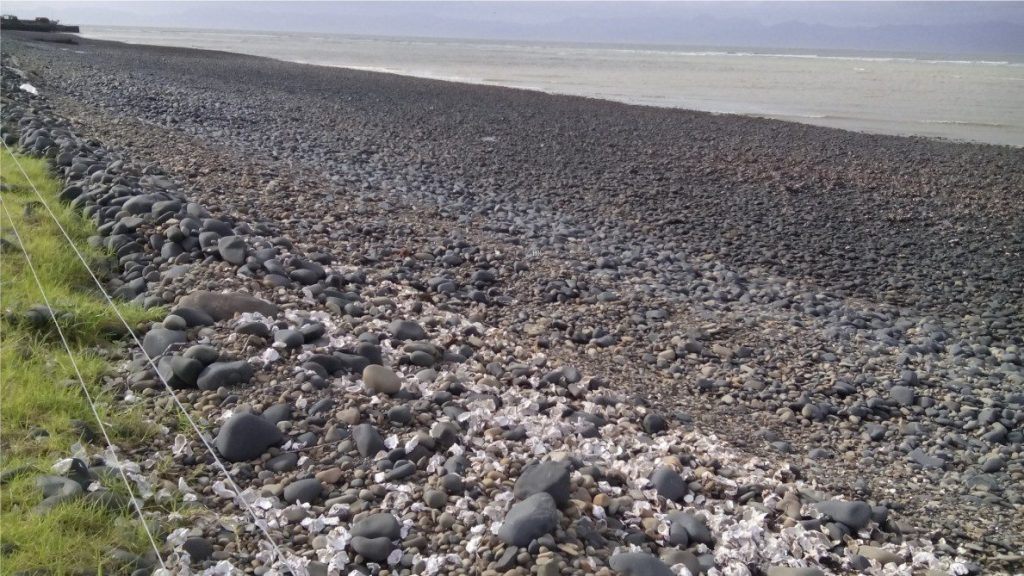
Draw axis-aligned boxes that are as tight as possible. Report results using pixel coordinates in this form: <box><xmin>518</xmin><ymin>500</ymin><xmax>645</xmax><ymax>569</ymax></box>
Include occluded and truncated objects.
<box><xmin>6</xmin><ymin>2</ymin><xmax>1024</xmax><ymax>53</ymax></box>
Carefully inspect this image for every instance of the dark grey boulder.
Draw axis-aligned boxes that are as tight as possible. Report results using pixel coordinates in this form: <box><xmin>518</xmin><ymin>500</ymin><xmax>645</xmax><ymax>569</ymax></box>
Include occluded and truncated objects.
<box><xmin>197</xmin><ymin>361</ymin><xmax>254</xmax><ymax>391</ymax></box>
<box><xmin>142</xmin><ymin>327</ymin><xmax>185</xmax><ymax>358</ymax></box>
<box><xmin>497</xmin><ymin>492</ymin><xmax>560</xmax><ymax>546</ymax></box>
<box><xmin>513</xmin><ymin>461</ymin><xmax>571</xmax><ymax>506</ymax></box>
<box><xmin>177</xmin><ymin>291</ymin><xmax>278</xmax><ymax>321</ymax></box>
<box><xmin>215</xmin><ymin>412</ymin><xmax>283</xmax><ymax>462</ymax></box>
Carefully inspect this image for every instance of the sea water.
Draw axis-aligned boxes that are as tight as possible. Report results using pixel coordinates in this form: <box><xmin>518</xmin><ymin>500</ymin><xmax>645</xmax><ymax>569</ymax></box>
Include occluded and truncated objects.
<box><xmin>81</xmin><ymin>26</ymin><xmax>1024</xmax><ymax>147</ymax></box>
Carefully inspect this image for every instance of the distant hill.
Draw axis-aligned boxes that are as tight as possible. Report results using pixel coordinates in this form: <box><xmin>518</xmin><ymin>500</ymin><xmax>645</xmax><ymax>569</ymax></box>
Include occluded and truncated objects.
<box><xmin>460</xmin><ymin>17</ymin><xmax>1024</xmax><ymax>57</ymax></box>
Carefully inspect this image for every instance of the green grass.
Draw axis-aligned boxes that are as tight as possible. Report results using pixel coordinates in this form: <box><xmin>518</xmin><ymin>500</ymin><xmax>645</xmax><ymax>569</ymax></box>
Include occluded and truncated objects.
<box><xmin>1</xmin><ymin>148</ymin><xmax>167</xmax><ymax>574</ymax></box>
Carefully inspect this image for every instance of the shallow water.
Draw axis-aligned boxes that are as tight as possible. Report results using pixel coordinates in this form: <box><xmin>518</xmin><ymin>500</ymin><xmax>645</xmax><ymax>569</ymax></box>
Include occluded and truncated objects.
<box><xmin>82</xmin><ymin>26</ymin><xmax>1024</xmax><ymax>147</ymax></box>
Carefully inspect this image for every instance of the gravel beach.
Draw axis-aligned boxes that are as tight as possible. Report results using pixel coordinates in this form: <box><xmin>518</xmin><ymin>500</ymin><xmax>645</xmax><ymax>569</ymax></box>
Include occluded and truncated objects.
<box><xmin>2</xmin><ymin>33</ymin><xmax>1022</xmax><ymax>575</ymax></box>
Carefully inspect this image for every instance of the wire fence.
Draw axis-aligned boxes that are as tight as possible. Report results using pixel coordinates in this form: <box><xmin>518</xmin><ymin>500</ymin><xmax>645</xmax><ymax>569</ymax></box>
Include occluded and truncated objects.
<box><xmin>2</xmin><ymin>142</ymin><xmax>292</xmax><ymax>571</ymax></box>
<box><xmin>0</xmin><ymin>195</ymin><xmax>168</xmax><ymax>571</ymax></box>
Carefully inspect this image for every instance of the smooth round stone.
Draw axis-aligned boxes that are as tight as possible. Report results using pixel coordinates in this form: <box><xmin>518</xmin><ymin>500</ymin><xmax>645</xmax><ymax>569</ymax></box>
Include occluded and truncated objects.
<box><xmin>388</xmin><ymin>319</ymin><xmax>427</xmax><ymax>341</ymax></box>
<box><xmin>142</xmin><ymin>327</ymin><xmax>186</xmax><ymax>358</ymax></box>
<box><xmin>283</xmin><ymin>478</ymin><xmax>323</xmax><ymax>504</ymax></box>
<box><xmin>183</xmin><ymin>344</ymin><xmax>219</xmax><ymax>365</ymax></box>
<box><xmin>642</xmin><ymin>413</ymin><xmax>669</xmax><ymax>434</ymax></box>
<box><xmin>441</xmin><ymin>473</ymin><xmax>464</xmax><ymax>494</ymax></box>
<box><xmin>408</xmin><ymin>351</ymin><xmax>435</xmax><ymax>367</ymax></box>
<box><xmin>350</xmin><ymin>536</ymin><xmax>394</xmax><ymax>562</ymax></box>
<box><xmin>650</xmin><ymin>467</ymin><xmax>688</xmax><ymax>502</ymax></box>
<box><xmin>423</xmin><ymin>489</ymin><xmax>447</xmax><ymax>509</ymax></box>
<box><xmin>215</xmin><ymin>413</ymin><xmax>283</xmax><ymax>462</ymax></box>
<box><xmin>386</xmin><ymin>461</ymin><xmax>416</xmax><ymax>480</ymax></box>
<box><xmin>497</xmin><ymin>492</ymin><xmax>559</xmax><ymax>546</ymax></box>
<box><xmin>351</xmin><ymin>513</ymin><xmax>401</xmax><ymax>540</ymax></box>
<box><xmin>387</xmin><ymin>404</ymin><xmax>413</xmax><ymax>425</ymax></box>
<box><xmin>169</xmin><ymin>356</ymin><xmax>203</xmax><ymax>387</ymax></box>
<box><xmin>362</xmin><ymin>365</ymin><xmax>401</xmax><ymax>395</ymax></box>
<box><xmin>163</xmin><ymin>314</ymin><xmax>187</xmax><ymax>331</ymax></box>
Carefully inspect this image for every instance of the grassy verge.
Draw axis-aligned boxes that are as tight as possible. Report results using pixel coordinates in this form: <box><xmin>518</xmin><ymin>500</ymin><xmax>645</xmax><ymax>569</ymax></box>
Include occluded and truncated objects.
<box><xmin>0</xmin><ymin>147</ymin><xmax>166</xmax><ymax>574</ymax></box>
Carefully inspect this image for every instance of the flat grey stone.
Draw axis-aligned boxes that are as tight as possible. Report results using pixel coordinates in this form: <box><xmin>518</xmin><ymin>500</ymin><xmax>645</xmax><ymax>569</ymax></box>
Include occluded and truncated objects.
<box><xmin>909</xmin><ymin>448</ymin><xmax>945</xmax><ymax>469</ymax></box>
<box><xmin>890</xmin><ymin>385</ymin><xmax>915</xmax><ymax>406</ymax></box>
<box><xmin>815</xmin><ymin>500</ymin><xmax>871</xmax><ymax>531</ymax></box>
<box><xmin>177</xmin><ymin>291</ymin><xmax>278</xmax><ymax>321</ymax></box>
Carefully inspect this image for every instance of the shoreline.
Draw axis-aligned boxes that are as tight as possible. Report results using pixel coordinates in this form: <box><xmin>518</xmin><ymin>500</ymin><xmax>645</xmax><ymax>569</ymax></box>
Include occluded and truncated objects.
<box><xmin>74</xmin><ymin>28</ymin><xmax>1024</xmax><ymax>148</ymax></box>
<box><xmin>3</xmin><ymin>33</ymin><xmax>1022</xmax><ymax>574</ymax></box>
